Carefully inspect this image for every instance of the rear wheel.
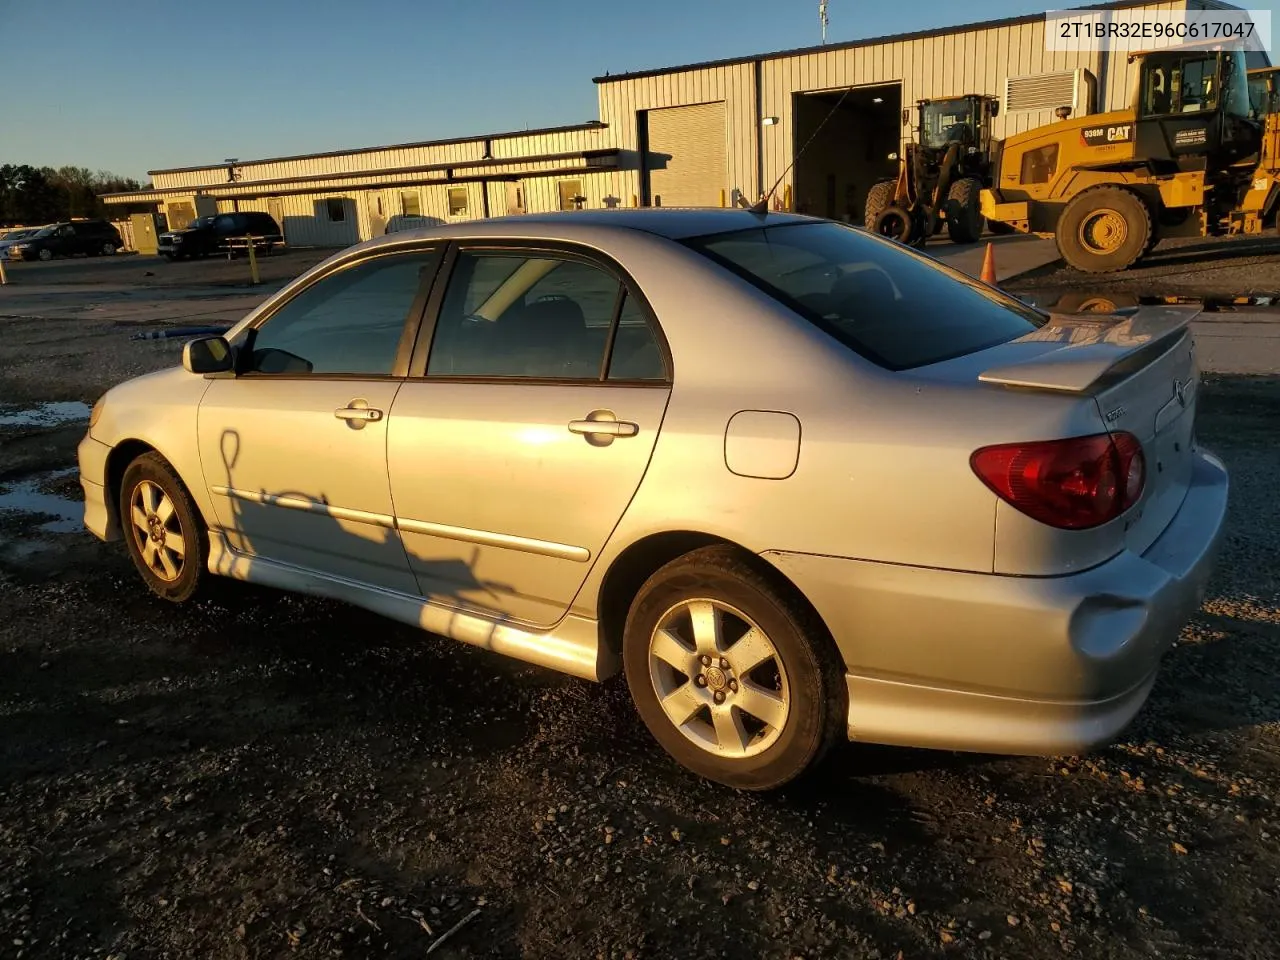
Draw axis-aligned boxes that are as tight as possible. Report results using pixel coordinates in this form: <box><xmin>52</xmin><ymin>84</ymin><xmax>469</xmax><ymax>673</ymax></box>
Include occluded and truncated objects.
<box><xmin>623</xmin><ymin>546</ymin><xmax>845</xmax><ymax>790</ymax></box>
<box><xmin>945</xmin><ymin>177</ymin><xmax>984</xmax><ymax>244</ymax></box>
<box><xmin>120</xmin><ymin>452</ymin><xmax>209</xmax><ymax>603</ymax></box>
<box><xmin>871</xmin><ymin>205</ymin><xmax>915</xmax><ymax>245</ymax></box>
<box><xmin>863</xmin><ymin>180</ymin><xmax>897</xmax><ymax>229</ymax></box>
<box><xmin>101</xmin><ymin>242</ymin><xmax>116</xmax><ymax>256</ymax></box>
<box><xmin>1057</xmin><ymin>186</ymin><xmax>1152</xmax><ymax>273</ymax></box>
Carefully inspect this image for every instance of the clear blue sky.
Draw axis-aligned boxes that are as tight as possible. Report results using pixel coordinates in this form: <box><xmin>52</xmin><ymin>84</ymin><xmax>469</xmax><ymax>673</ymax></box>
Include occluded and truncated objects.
<box><xmin>2</xmin><ymin>0</ymin><xmax>1277</xmax><ymax>182</ymax></box>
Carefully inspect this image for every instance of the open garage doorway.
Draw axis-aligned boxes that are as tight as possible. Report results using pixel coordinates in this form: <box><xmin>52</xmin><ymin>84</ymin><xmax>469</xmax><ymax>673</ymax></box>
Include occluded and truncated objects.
<box><xmin>791</xmin><ymin>83</ymin><xmax>901</xmax><ymax>224</ymax></box>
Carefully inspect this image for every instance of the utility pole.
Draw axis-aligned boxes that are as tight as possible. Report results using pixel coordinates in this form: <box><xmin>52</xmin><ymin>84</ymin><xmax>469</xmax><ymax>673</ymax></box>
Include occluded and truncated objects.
<box><xmin>819</xmin><ymin>0</ymin><xmax>829</xmax><ymax>44</ymax></box>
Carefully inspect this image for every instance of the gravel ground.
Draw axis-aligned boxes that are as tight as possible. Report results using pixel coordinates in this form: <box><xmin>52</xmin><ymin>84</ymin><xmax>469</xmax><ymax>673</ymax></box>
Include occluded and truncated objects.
<box><xmin>2</xmin><ymin>248</ymin><xmax>330</xmax><ymax>290</ymax></box>
<box><xmin>1</xmin><ymin>267</ymin><xmax>1278</xmax><ymax>959</ymax></box>
<box><xmin>1008</xmin><ymin>233</ymin><xmax>1280</xmax><ymax>304</ymax></box>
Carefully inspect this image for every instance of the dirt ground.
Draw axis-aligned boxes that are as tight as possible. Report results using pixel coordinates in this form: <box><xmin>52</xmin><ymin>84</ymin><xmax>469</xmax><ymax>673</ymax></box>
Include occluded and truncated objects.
<box><xmin>1007</xmin><ymin>233</ymin><xmax>1280</xmax><ymax>303</ymax></box>
<box><xmin>1</xmin><ymin>247</ymin><xmax>1279</xmax><ymax>960</ymax></box>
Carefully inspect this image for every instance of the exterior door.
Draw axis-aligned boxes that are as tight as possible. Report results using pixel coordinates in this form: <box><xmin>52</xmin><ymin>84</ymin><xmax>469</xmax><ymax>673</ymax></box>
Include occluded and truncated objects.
<box><xmin>197</xmin><ymin>247</ymin><xmax>440</xmax><ymax>594</ymax></box>
<box><xmin>644</xmin><ymin>101</ymin><xmax>727</xmax><ymax>207</ymax></box>
<box><xmin>267</xmin><ymin>198</ymin><xmax>285</xmax><ymax>241</ymax></box>
<box><xmin>387</xmin><ymin>245</ymin><xmax>672</xmax><ymax>626</ymax></box>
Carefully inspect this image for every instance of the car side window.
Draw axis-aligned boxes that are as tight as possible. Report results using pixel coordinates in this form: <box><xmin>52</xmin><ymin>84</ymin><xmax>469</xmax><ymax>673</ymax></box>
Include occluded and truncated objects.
<box><xmin>426</xmin><ymin>251</ymin><xmax>619</xmax><ymax>379</ymax></box>
<box><xmin>244</xmin><ymin>252</ymin><xmax>435</xmax><ymax>376</ymax></box>
<box><xmin>607</xmin><ymin>292</ymin><xmax>667</xmax><ymax>381</ymax></box>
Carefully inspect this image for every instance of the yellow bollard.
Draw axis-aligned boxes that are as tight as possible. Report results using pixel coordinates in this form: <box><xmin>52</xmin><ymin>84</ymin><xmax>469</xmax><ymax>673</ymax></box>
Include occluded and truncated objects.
<box><xmin>632</xmin><ymin>194</ymin><xmax>638</xmax><ymax>208</ymax></box>
<box><xmin>720</xmin><ymin>188</ymin><xmax>726</xmax><ymax>208</ymax></box>
<box><xmin>246</xmin><ymin>234</ymin><xmax>260</xmax><ymax>286</ymax></box>
<box><xmin>0</xmin><ymin>254</ymin><xmax>7</xmax><ymax>286</ymax></box>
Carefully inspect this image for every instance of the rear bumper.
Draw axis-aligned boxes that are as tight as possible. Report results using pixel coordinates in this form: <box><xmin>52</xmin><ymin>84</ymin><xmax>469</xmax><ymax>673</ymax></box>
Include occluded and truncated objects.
<box><xmin>763</xmin><ymin>449</ymin><xmax>1228</xmax><ymax>756</ymax></box>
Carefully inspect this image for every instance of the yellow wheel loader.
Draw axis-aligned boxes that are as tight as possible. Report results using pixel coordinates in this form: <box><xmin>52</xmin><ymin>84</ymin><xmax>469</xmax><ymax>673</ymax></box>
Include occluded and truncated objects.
<box><xmin>980</xmin><ymin>44</ymin><xmax>1278</xmax><ymax>273</ymax></box>
<box><xmin>865</xmin><ymin>94</ymin><xmax>1003</xmax><ymax>247</ymax></box>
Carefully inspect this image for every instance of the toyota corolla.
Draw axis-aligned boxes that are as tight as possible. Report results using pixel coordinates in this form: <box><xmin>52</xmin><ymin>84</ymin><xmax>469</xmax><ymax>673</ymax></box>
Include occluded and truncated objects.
<box><xmin>77</xmin><ymin>210</ymin><xmax>1227</xmax><ymax>790</ymax></box>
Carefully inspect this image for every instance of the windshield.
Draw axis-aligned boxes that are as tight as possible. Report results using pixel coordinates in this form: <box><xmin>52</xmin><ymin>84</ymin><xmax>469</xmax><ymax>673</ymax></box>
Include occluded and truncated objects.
<box><xmin>920</xmin><ymin>98</ymin><xmax>974</xmax><ymax>149</ymax></box>
<box><xmin>32</xmin><ymin>225</ymin><xmax>60</xmax><ymax>238</ymax></box>
<box><xmin>684</xmin><ymin>221</ymin><xmax>1047</xmax><ymax>371</ymax></box>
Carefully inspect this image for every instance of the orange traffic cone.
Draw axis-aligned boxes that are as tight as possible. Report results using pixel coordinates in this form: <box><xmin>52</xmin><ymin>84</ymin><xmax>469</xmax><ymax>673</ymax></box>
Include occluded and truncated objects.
<box><xmin>980</xmin><ymin>242</ymin><xmax>997</xmax><ymax>285</ymax></box>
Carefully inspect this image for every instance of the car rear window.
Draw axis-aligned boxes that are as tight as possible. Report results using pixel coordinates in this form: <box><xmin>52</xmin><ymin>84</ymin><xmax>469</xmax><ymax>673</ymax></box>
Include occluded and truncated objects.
<box><xmin>684</xmin><ymin>220</ymin><xmax>1048</xmax><ymax>371</ymax></box>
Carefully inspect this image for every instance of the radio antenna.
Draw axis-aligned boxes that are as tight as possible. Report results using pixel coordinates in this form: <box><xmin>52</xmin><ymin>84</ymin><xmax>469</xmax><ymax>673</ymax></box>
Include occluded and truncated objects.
<box><xmin>749</xmin><ymin>84</ymin><xmax>854</xmax><ymax>215</ymax></box>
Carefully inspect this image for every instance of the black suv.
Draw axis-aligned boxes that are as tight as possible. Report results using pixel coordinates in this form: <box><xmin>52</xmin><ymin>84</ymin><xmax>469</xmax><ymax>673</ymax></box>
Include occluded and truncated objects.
<box><xmin>9</xmin><ymin>219</ymin><xmax>124</xmax><ymax>261</ymax></box>
<box><xmin>158</xmin><ymin>212</ymin><xmax>283</xmax><ymax>260</ymax></box>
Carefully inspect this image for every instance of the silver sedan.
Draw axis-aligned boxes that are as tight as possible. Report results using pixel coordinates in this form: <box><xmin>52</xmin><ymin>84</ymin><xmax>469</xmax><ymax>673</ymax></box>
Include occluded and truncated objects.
<box><xmin>78</xmin><ymin>209</ymin><xmax>1228</xmax><ymax>790</ymax></box>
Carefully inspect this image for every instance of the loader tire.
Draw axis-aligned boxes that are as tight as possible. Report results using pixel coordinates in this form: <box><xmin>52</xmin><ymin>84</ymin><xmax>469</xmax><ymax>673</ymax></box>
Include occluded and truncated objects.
<box><xmin>1057</xmin><ymin>187</ymin><xmax>1152</xmax><ymax>273</ymax></box>
<box><xmin>945</xmin><ymin>177</ymin><xmax>984</xmax><ymax>244</ymax></box>
<box><xmin>863</xmin><ymin>180</ymin><xmax>896</xmax><ymax>229</ymax></box>
<box><xmin>871</xmin><ymin>205</ymin><xmax>915</xmax><ymax>245</ymax></box>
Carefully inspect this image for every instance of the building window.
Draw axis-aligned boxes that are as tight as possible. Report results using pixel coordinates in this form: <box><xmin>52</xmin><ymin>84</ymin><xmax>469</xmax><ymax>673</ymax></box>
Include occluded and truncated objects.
<box><xmin>558</xmin><ymin>180</ymin><xmax>585</xmax><ymax>211</ymax></box>
<box><xmin>1019</xmin><ymin>144</ymin><xmax>1059</xmax><ymax>185</ymax></box>
<box><xmin>448</xmin><ymin>187</ymin><xmax>468</xmax><ymax>217</ymax></box>
<box><xmin>401</xmin><ymin>191</ymin><xmax>422</xmax><ymax>217</ymax></box>
<box><xmin>325</xmin><ymin>198</ymin><xmax>346</xmax><ymax>222</ymax></box>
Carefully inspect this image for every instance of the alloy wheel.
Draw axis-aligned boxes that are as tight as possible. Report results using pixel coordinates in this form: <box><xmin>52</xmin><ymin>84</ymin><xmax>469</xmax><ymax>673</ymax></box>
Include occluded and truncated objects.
<box><xmin>647</xmin><ymin>598</ymin><xmax>790</xmax><ymax>759</ymax></box>
<box><xmin>129</xmin><ymin>479</ymin><xmax>186</xmax><ymax>582</ymax></box>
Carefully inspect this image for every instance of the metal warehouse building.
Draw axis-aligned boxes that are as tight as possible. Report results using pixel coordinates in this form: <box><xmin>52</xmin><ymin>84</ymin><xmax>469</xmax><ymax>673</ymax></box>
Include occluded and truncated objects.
<box><xmin>103</xmin><ymin>0</ymin><xmax>1262</xmax><ymax>244</ymax></box>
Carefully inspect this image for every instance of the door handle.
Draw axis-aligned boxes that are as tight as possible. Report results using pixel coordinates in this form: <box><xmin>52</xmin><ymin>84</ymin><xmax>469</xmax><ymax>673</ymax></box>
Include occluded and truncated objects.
<box><xmin>335</xmin><ymin>404</ymin><xmax>384</xmax><ymax>423</ymax></box>
<box><xmin>568</xmin><ymin>410</ymin><xmax>639</xmax><ymax>439</ymax></box>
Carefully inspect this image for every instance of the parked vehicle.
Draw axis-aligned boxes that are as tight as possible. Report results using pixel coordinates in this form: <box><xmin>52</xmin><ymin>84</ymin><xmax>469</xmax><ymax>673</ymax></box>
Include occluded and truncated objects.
<box><xmin>158</xmin><ymin>212</ymin><xmax>283</xmax><ymax>260</ymax></box>
<box><xmin>78</xmin><ymin>209</ymin><xmax>1227</xmax><ymax>790</ymax></box>
<box><xmin>8</xmin><ymin>219</ymin><xmax>123</xmax><ymax>260</ymax></box>
<box><xmin>0</xmin><ymin>227</ymin><xmax>43</xmax><ymax>258</ymax></box>
<box><xmin>982</xmin><ymin>43</ymin><xmax>1275</xmax><ymax>272</ymax></box>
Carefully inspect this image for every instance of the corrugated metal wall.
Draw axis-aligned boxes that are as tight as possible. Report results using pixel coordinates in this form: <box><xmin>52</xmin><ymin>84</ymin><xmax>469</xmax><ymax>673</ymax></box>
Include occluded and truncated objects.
<box><xmin>598</xmin><ymin>0</ymin><xmax>1199</xmax><ymax>206</ymax></box>
<box><xmin>596</xmin><ymin>61</ymin><xmax>757</xmax><ymax>207</ymax></box>
<box><xmin>150</xmin><ymin>125</ymin><xmax>613</xmax><ymax>191</ymax></box>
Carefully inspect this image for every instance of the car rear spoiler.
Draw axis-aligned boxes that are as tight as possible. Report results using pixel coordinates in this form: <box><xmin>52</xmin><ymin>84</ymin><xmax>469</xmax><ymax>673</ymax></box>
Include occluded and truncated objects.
<box><xmin>978</xmin><ymin>305</ymin><xmax>1200</xmax><ymax>394</ymax></box>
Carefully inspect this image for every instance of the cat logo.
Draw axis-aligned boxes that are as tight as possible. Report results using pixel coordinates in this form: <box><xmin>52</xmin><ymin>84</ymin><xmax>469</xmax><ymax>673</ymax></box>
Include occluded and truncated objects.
<box><xmin>1081</xmin><ymin>124</ymin><xmax>1134</xmax><ymax>147</ymax></box>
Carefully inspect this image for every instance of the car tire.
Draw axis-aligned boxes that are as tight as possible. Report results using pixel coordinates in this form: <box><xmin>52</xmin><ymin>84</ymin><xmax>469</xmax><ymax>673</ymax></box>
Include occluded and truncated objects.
<box><xmin>119</xmin><ymin>452</ymin><xmax>210</xmax><ymax>604</ymax></box>
<box><xmin>1056</xmin><ymin>186</ymin><xmax>1152</xmax><ymax>273</ymax></box>
<box><xmin>622</xmin><ymin>545</ymin><xmax>845</xmax><ymax>791</ymax></box>
<box><xmin>102</xmin><ymin>242</ymin><xmax>116</xmax><ymax>256</ymax></box>
<box><xmin>945</xmin><ymin>177</ymin><xmax>984</xmax><ymax>244</ymax></box>
<box><xmin>37</xmin><ymin>248</ymin><xmax>53</xmax><ymax>261</ymax></box>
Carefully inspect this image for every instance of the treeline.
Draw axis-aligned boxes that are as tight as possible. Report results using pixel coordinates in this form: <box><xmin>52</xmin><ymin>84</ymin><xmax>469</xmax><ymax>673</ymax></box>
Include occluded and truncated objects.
<box><xmin>1</xmin><ymin>164</ymin><xmax>143</xmax><ymax>226</ymax></box>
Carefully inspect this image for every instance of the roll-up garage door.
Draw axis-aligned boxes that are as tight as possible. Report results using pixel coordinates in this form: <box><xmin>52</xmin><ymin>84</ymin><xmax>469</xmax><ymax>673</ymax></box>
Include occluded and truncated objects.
<box><xmin>645</xmin><ymin>102</ymin><xmax>726</xmax><ymax>207</ymax></box>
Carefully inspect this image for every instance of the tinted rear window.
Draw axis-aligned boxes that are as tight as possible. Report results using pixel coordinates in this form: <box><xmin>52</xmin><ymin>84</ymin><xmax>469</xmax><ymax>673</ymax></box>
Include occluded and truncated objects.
<box><xmin>684</xmin><ymin>221</ymin><xmax>1048</xmax><ymax>370</ymax></box>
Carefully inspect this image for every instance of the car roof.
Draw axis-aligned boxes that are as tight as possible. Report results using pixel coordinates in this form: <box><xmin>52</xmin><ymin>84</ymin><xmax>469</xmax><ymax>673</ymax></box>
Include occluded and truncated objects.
<box><xmin>362</xmin><ymin>208</ymin><xmax>818</xmax><ymax>250</ymax></box>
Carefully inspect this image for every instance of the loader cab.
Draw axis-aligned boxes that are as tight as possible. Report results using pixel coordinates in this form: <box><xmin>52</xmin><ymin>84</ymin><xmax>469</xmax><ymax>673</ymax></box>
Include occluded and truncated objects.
<box><xmin>1247</xmin><ymin>66</ymin><xmax>1280</xmax><ymax>119</ymax></box>
<box><xmin>915</xmin><ymin>94</ymin><xmax>999</xmax><ymax>178</ymax></box>
<box><xmin>1134</xmin><ymin>48</ymin><xmax>1259</xmax><ymax>169</ymax></box>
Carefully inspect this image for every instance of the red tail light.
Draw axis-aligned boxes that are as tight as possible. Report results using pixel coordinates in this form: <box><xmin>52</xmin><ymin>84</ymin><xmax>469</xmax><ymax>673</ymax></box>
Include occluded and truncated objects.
<box><xmin>970</xmin><ymin>432</ymin><xmax>1145</xmax><ymax>530</ymax></box>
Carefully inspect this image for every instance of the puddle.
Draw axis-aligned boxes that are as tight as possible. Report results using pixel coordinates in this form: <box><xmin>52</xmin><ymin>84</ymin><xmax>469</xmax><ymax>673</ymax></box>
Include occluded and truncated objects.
<box><xmin>0</xmin><ymin>468</ymin><xmax>82</xmax><ymax>533</ymax></box>
<box><xmin>1018</xmin><ymin>291</ymin><xmax>1280</xmax><ymax>314</ymax></box>
<box><xmin>0</xmin><ymin>401</ymin><xmax>91</xmax><ymax>428</ymax></box>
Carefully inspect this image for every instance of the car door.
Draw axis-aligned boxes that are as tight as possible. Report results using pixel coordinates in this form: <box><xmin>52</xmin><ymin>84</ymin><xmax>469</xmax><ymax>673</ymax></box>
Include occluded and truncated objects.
<box><xmin>387</xmin><ymin>243</ymin><xmax>672</xmax><ymax>627</ymax></box>
<box><xmin>197</xmin><ymin>246</ymin><xmax>441</xmax><ymax>594</ymax></box>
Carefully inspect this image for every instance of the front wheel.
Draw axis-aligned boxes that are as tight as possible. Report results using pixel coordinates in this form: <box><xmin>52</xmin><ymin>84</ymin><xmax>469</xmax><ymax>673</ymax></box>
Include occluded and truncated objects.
<box><xmin>37</xmin><ymin>248</ymin><xmax>53</xmax><ymax>261</ymax></box>
<box><xmin>120</xmin><ymin>452</ymin><xmax>210</xmax><ymax>603</ymax></box>
<box><xmin>623</xmin><ymin>546</ymin><xmax>845</xmax><ymax>790</ymax></box>
<box><xmin>945</xmin><ymin>177</ymin><xmax>984</xmax><ymax>244</ymax></box>
<box><xmin>1057</xmin><ymin>186</ymin><xmax>1152</xmax><ymax>273</ymax></box>
<box><xmin>101</xmin><ymin>242</ymin><xmax>117</xmax><ymax>256</ymax></box>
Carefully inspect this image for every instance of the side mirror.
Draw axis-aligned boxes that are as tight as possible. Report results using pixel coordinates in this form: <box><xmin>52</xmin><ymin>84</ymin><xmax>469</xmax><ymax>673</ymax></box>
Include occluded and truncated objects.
<box><xmin>990</xmin><ymin>100</ymin><xmax>1000</xmax><ymax>118</ymax></box>
<box><xmin>183</xmin><ymin>336</ymin><xmax>233</xmax><ymax>374</ymax></box>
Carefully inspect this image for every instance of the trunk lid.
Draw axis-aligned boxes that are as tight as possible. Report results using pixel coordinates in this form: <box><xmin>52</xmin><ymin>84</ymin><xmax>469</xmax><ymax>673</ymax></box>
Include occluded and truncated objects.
<box><xmin>978</xmin><ymin>305</ymin><xmax>1200</xmax><ymax>554</ymax></box>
